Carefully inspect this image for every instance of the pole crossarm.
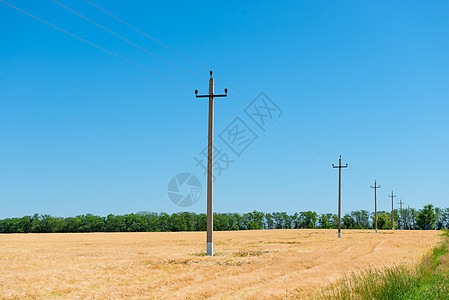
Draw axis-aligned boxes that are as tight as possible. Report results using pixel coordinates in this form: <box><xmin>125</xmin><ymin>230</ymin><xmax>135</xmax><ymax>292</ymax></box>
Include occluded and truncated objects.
<box><xmin>332</xmin><ymin>164</ymin><xmax>348</xmax><ymax>169</ymax></box>
<box><xmin>196</xmin><ymin>94</ymin><xmax>228</xmax><ymax>98</ymax></box>
<box><xmin>195</xmin><ymin>71</ymin><xmax>228</xmax><ymax>99</ymax></box>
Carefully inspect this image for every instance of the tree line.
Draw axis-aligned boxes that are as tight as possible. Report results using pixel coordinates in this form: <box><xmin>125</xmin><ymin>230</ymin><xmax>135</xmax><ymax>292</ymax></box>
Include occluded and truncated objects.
<box><xmin>0</xmin><ymin>204</ymin><xmax>447</xmax><ymax>234</ymax></box>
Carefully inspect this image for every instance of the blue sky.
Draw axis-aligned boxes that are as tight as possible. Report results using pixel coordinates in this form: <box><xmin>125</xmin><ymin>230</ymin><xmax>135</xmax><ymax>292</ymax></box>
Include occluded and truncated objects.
<box><xmin>0</xmin><ymin>0</ymin><xmax>448</xmax><ymax>218</ymax></box>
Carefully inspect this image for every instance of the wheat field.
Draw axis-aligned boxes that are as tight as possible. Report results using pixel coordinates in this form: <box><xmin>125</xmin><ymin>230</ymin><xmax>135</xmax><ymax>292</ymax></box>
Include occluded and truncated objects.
<box><xmin>0</xmin><ymin>229</ymin><xmax>440</xmax><ymax>299</ymax></box>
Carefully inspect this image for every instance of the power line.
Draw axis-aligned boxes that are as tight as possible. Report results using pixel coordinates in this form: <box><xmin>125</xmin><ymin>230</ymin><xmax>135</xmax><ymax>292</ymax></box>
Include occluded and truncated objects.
<box><xmin>270</xmin><ymin>121</ymin><xmax>335</xmax><ymax>161</ymax></box>
<box><xmin>85</xmin><ymin>0</ymin><xmax>339</xmax><ymax>164</ymax></box>
<box><xmin>0</xmin><ymin>0</ymin><xmax>194</xmax><ymax>90</ymax></box>
<box><xmin>214</xmin><ymin>77</ymin><xmax>339</xmax><ymax>162</ymax></box>
<box><xmin>272</xmin><ymin>119</ymin><xmax>338</xmax><ymax>158</ymax></box>
<box><xmin>4</xmin><ymin>0</ymin><xmax>331</xmax><ymax>164</ymax></box>
<box><xmin>214</xmin><ymin>102</ymin><xmax>319</xmax><ymax>161</ymax></box>
<box><xmin>346</xmin><ymin>161</ymin><xmax>372</xmax><ymax>184</ymax></box>
<box><xmin>9</xmin><ymin>0</ymin><xmax>372</xmax><ymax>184</ymax></box>
<box><xmin>220</xmin><ymin>79</ymin><xmax>337</xmax><ymax>159</ymax></box>
<box><xmin>86</xmin><ymin>0</ymin><xmax>388</xmax><ymax>186</ymax></box>
<box><xmin>3</xmin><ymin>0</ymin><xmax>400</xmax><ymax>209</ymax></box>
<box><xmin>51</xmin><ymin>0</ymin><xmax>206</xmax><ymax>82</ymax></box>
<box><xmin>85</xmin><ymin>0</ymin><xmax>210</xmax><ymax>71</ymax></box>
<box><xmin>225</xmin><ymin>88</ymin><xmax>337</xmax><ymax>162</ymax></box>
<box><xmin>225</xmin><ymin>92</ymin><xmax>337</xmax><ymax>163</ymax></box>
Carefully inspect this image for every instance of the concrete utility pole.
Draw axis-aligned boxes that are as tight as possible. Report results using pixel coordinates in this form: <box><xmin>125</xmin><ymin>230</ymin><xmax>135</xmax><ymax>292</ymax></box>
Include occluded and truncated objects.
<box><xmin>390</xmin><ymin>191</ymin><xmax>396</xmax><ymax>230</ymax></box>
<box><xmin>398</xmin><ymin>199</ymin><xmax>404</xmax><ymax>230</ymax></box>
<box><xmin>332</xmin><ymin>155</ymin><xmax>348</xmax><ymax>238</ymax></box>
<box><xmin>370</xmin><ymin>180</ymin><xmax>380</xmax><ymax>233</ymax></box>
<box><xmin>195</xmin><ymin>71</ymin><xmax>227</xmax><ymax>256</ymax></box>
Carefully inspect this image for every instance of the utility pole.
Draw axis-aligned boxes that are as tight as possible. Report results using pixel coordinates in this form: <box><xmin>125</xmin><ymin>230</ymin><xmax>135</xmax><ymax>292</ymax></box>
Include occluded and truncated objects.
<box><xmin>398</xmin><ymin>199</ymin><xmax>404</xmax><ymax>230</ymax></box>
<box><xmin>408</xmin><ymin>205</ymin><xmax>412</xmax><ymax>230</ymax></box>
<box><xmin>332</xmin><ymin>155</ymin><xmax>348</xmax><ymax>238</ymax></box>
<box><xmin>195</xmin><ymin>71</ymin><xmax>227</xmax><ymax>256</ymax></box>
<box><xmin>370</xmin><ymin>180</ymin><xmax>380</xmax><ymax>233</ymax></box>
<box><xmin>390</xmin><ymin>191</ymin><xmax>396</xmax><ymax>230</ymax></box>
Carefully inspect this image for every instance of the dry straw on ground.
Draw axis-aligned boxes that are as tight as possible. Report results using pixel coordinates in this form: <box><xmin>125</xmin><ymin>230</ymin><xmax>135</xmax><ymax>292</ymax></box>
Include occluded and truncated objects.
<box><xmin>0</xmin><ymin>229</ymin><xmax>439</xmax><ymax>299</ymax></box>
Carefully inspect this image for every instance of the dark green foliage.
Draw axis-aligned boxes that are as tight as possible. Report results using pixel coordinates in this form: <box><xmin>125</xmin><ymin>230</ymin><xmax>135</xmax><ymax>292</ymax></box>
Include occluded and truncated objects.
<box><xmin>417</xmin><ymin>204</ymin><xmax>437</xmax><ymax>230</ymax></box>
<box><xmin>299</xmin><ymin>211</ymin><xmax>318</xmax><ymax>228</ymax></box>
<box><xmin>374</xmin><ymin>212</ymin><xmax>397</xmax><ymax>230</ymax></box>
<box><xmin>342</xmin><ymin>214</ymin><xmax>356</xmax><ymax>229</ymax></box>
<box><xmin>242</xmin><ymin>211</ymin><xmax>264</xmax><ymax>230</ymax></box>
<box><xmin>271</xmin><ymin>212</ymin><xmax>291</xmax><ymax>229</ymax></box>
<box><xmin>351</xmin><ymin>210</ymin><xmax>371</xmax><ymax>229</ymax></box>
<box><xmin>441</xmin><ymin>208</ymin><xmax>449</xmax><ymax>229</ymax></box>
<box><xmin>318</xmin><ymin>213</ymin><xmax>335</xmax><ymax>229</ymax></box>
<box><xmin>1</xmin><ymin>205</ymin><xmax>447</xmax><ymax>233</ymax></box>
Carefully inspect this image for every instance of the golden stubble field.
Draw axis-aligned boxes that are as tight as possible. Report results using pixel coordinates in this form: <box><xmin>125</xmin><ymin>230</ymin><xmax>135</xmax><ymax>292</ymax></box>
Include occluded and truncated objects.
<box><xmin>0</xmin><ymin>229</ymin><xmax>440</xmax><ymax>299</ymax></box>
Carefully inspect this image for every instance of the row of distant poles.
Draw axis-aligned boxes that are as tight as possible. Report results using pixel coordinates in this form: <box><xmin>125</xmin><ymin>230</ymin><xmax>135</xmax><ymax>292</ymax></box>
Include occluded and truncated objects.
<box><xmin>195</xmin><ymin>72</ymin><xmax>406</xmax><ymax>256</ymax></box>
<box><xmin>333</xmin><ymin>157</ymin><xmax>406</xmax><ymax>238</ymax></box>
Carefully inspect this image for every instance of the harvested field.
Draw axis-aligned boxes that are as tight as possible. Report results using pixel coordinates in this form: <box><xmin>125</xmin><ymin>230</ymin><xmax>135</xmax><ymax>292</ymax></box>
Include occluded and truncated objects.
<box><xmin>0</xmin><ymin>229</ymin><xmax>440</xmax><ymax>299</ymax></box>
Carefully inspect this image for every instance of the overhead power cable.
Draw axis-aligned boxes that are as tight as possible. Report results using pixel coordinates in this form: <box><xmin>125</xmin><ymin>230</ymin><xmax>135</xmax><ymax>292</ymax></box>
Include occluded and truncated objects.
<box><xmin>228</xmin><ymin>92</ymin><xmax>335</xmax><ymax>161</ymax></box>
<box><xmin>85</xmin><ymin>0</ymin><xmax>210</xmax><ymax>71</ymax></box>
<box><xmin>214</xmin><ymin>102</ymin><xmax>319</xmax><ymax>161</ymax></box>
<box><xmin>6</xmin><ymin>0</ymin><xmax>362</xmax><ymax>173</ymax></box>
<box><xmin>85</xmin><ymin>0</ymin><xmax>340</xmax><ymax>163</ymax></box>
<box><xmin>0</xmin><ymin>0</ymin><xmax>194</xmax><ymax>90</ymax></box>
<box><xmin>51</xmin><ymin>0</ymin><xmax>206</xmax><ymax>82</ymax></box>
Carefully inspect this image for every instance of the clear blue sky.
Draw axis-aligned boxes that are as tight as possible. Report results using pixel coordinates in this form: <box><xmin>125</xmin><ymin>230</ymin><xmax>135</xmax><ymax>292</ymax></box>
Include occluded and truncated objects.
<box><xmin>1</xmin><ymin>0</ymin><xmax>448</xmax><ymax>218</ymax></box>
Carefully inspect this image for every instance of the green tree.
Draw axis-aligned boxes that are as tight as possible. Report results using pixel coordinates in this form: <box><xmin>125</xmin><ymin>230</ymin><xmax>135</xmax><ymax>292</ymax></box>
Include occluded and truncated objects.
<box><xmin>435</xmin><ymin>207</ymin><xmax>444</xmax><ymax>230</ymax></box>
<box><xmin>342</xmin><ymin>214</ymin><xmax>356</xmax><ymax>229</ymax></box>
<box><xmin>137</xmin><ymin>211</ymin><xmax>159</xmax><ymax>231</ymax></box>
<box><xmin>225</xmin><ymin>213</ymin><xmax>241</xmax><ymax>230</ymax></box>
<box><xmin>318</xmin><ymin>214</ymin><xmax>332</xmax><ymax>229</ymax></box>
<box><xmin>376</xmin><ymin>212</ymin><xmax>397</xmax><ymax>230</ymax></box>
<box><xmin>170</xmin><ymin>213</ymin><xmax>187</xmax><ymax>231</ymax></box>
<box><xmin>194</xmin><ymin>213</ymin><xmax>207</xmax><ymax>231</ymax></box>
<box><xmin>17</xmin><ymin>216</ymin><xmax>33</xmax><ymax>233</ymax></box>
<box><xmin>272</xmin><ymin>212</ymin><xmax>287</xmax><ymax>229</ymax></box>
<box><xmin>264</xmin><ymin>213</ymin><xmax>275</xmax><ymax>229</ymax></box>
<box><xmin>63</xmin><ymin>217</ymin><xmax>82</xmax><ymax>232</ymax></box>
<box><xmin>242</xmin><ymin>211</ymin><xmax>264</xmax><ymax>230</ymax></box>
<box><xmin>442</xmin><ymin>208</ymin><xmax>449</xmax><ymax>229</ymax></box>
<box><xmin>351</xmin><ymin>210</ymin><xmax>371</xmax><ymax>229</ymax></box>
<box><xmin>299</xmin><ymin>211</ymin><xmax>317</xmax><ymax>229</ymax></box>
<box><xmin>416</xmin><ymin>204</ymin><xmax>437</xmax><ymax>230</ymax></box>
<box><xmin>105</xmin><ymin>214</ymin><xmax>126</xmax><ymax>232</ymax></box>
<box><xmin>213</xmin><ymin>213</ymin><xmax>229</xmax><ymax>231</ymax></box>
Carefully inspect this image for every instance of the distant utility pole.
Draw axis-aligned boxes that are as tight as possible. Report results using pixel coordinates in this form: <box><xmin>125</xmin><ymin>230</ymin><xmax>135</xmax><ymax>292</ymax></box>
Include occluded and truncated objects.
<box><xmin>390</xmin><ymin>191</ymin><xmax>396</xmax><ymax>230</ymax></box>
<box><xmin>398</xmin><ymin>199</ymin><xmax>404</xmax><ymax>230</ymax></box>
<box><xmin>195</xmin><ymin>71</ymin><xmax>227</xmax><ymax>256</ymax></box>
<box><xmin>332</xmin><ymin>155</ymin><xmax>348</xmax><ymax>238</ymax></box>
<box><xmin>408</xmin><ymin>205</ymin><xmax>412</xmax><ymax>230</ymax></box>
<box><xmin>370</xmin><ymin>180</ymin><xmax>380</xmax><ymax>233</ymax></box>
